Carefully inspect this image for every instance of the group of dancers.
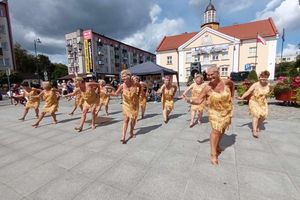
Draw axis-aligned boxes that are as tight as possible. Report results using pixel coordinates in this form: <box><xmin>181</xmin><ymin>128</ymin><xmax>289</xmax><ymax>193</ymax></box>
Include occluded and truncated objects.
<box><xmin>16</xmin><ymin>67</ymin><xmax>271</xmax><ymax>165</ymax></box>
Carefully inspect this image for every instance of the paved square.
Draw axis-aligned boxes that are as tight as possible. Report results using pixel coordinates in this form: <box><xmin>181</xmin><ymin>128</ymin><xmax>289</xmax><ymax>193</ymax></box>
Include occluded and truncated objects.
<box><xmin>0</xmin><ymin>97</ymin><xmax>299</xmax><ymax>200</ymax></box>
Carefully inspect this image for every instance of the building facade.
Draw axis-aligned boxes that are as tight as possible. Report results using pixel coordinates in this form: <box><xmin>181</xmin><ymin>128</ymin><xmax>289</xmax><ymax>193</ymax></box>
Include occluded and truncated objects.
<box><xmin>276</xmin><ymin>54</ymin><xmax>298</xmax><ymax>64</ymax></box>
<box><xmin>65</xmin><ymin>29</ymin><xmax>156</xmax><ymax>78</ymax></box>
<box><xmin>0</xmin><ymin>0</ymin><xmax>15</xmax><ymax>71</ymax></box>
<box><xmin>156</xmin><ymin>1</ymin><xmax>278</xmax><ymax>82</ymax></box>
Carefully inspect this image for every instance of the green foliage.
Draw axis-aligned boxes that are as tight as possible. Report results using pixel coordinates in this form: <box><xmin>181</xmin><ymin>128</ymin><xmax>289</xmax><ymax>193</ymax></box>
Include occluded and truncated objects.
<box><xmin>237</xmin><ymin>84</ymin><xmax>247</xmax><ymax>97</ymax></box>
<box><xmin>273</xmin><ymin>82</ymin><xmax>291</xmax><ymax>97</ymax></box>
<box><xmin>247</xmin><ymin>70</ymin><xmax>258</xmax><ymax>83</ymax></box>
<box><xmin>296</xmin><ymin>88</ymin><xmax>300</xmax><ymax>105</ymax></box>
<box><xmin>51</xmin><ymin>63</ymin><xmax>68</xmax><ymax>80</ymax></box>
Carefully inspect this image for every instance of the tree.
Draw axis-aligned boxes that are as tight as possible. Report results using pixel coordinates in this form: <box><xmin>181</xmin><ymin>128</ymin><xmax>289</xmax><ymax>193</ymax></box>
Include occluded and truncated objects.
<box><xmin>51</xmin><ymin>63</ymin><xmax>68</xmax><ymax>80</ymax></box>
<box><xmin>247</xmin><ymin>70</ymin><xmax>258</xmax><ymax>83</ymax></box>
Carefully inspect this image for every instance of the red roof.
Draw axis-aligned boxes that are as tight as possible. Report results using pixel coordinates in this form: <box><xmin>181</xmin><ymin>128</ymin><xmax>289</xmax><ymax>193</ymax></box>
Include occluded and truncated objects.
<box><xmin>156</xmin><ymin>18</ymin><xmax>278</xmax><ymax>52</ymax></box>
<box><xmin>156</xmin><ymin>32</ymin><xmax>197</xmax><ymax>52</ymax></box>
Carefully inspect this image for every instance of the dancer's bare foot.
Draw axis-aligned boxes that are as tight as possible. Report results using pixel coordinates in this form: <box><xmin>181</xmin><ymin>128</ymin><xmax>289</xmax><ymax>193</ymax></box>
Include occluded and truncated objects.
<box><xmin>68</xmin><ymin>113</ymin><xmax>74</xmax><ymax>116</ymax></box>
<box><xmin>120</xmin><ymin>139</ymin><xmax>126</xmax><ymax>144</ymax></box>
<box><xmin>18</xmin><ymin>117</ymin><xmax>25</xmax><ymax>121</ymax></box>
<box><xmin>210</xmin><ymin>154</ymin><xmax>219</xmax><ymax>165</ymax></box>
<box><xmin>91</xmin><ymin>125</ymin><xmax>96</xmax><ymax>130</ymax></box>
<box><xmin>197</xmin><ymin>120</ymin><xmax>202</xmax><ymax>126</ymax></box>
<box><xmin>252</xmin><ymin>130</ymin><xmax>259</xmax><ymax>138</ymax></box>
<box><xmin>53</xmin><ymin>120</ymin><xmax>58</xmax><ymax>124</ymax></box>
<box><xmin>130</xmin><ymin>132</ymin><xmax>136</xmax><ymax>138</ymax></box>
<box><xmin>75</xmin><ymin>127</ymin><xmax>83</xmax><ymax>132</ymax></box>
<box><xmin>31</xmin><ymin>123</ymin><xmax>39</xmax><ymax>128</ymax></box>
<box><xmin>189</xmin><ymin>122</ymin><xmax>194</xmax><ymax>128</ymax></box>
<box><xmin>217</xmin><ymin>147</ymin><xmax>224</xmax><ymax>155</ymax></box>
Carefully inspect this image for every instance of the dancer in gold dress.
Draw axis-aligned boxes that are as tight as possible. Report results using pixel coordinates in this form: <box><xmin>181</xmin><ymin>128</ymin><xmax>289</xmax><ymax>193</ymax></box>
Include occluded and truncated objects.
<box><xmin>17</xmin><ymin>82</ymin><xmax>41</xmax><ymax>120</ymax></box>
<box><xmin>96</xmin><ymin>80</ymin><xmax>113</xmax><ymax>116</ymax></box>
<box><xmin>133</xmin><ymin>76</ymin><xmax>148</xmax><ymax>119</ymax></box>
<box><xmin>181</xmin><ymin>73</ymin><xmax>205</xmax><ymax>127</ymax></box>
<box><xmin>111</xmin><ymin>70</ymin><xmax>141</xmax><ymax>144</ymax></box>
<box><xmin>31</xmin><ymin>82</ymin><xmax>60</xmax><ymax>128</ymax></box>
<box><xmin>238</xmin><ymin>70</ymin><xmax>271</xmax><ymax>138</ymax></box>
<box><xmin>75</xmin><ymin>79</ymin><xmax>100</xmax><ymax>132</ymax></box>
<box><xmin>157</xmin><ymin>76</ymin><xmax>177</xmax><ymax>123</ymax></box>
<box><xmin>183</xmin><ymin>66</ymin><xmax>234</xmax><ymax>165</ymax></box>
<box><xmin>64</xmin><ymin>77</ymin><xmax>84</xmax><ymax>115</ymax></box>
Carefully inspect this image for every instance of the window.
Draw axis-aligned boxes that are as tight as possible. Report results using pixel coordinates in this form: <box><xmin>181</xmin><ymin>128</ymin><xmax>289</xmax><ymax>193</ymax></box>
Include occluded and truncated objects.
<box><xmin>186</xmin><ymin>52</ymin><xmax>192</xmax><ymax>63</ymax></box>
<box><xmin>220</xmin><ymin>66</ymin><xmax>228</xmax><ymax>76</ymax></box>
<box><xmin>0</xmin><ymin>25</ymin><xmax>5</xmax><ymax>34</ymax></box>
<box><xmin>249</xmin><ymin>47</ymin><xmax>257</xmax><ymax>57</ymax></box>
<box><xmin>203</xmin><ymin>54</ymin><xmax>209</xmax><ymax>62</ymax></box>
<box><xmin>1</xmin><ymin>42</ymin><xmax>7</xmax><ymax>51</ymax></box>
<box><xmin>167</xmin><ymin>56</ymin><xmax>172</xmax><ymax>64</ymax></box>
<box><xmin>0</xmin><ymin>9</ymin><xmax>4</xmax><ymax>17</ymax></box>
<box><xmin>212</xmin><ymin>54</ymin><xmax>219</xmax><ymax>61</ymax></box>
<box><xmin>4</xmin><ymin>58</ymin><xmax>9</xmax><ymax>67</ymax></box>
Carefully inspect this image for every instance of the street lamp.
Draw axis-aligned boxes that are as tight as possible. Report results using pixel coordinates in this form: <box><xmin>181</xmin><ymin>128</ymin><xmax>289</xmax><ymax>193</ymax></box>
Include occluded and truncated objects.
<box><xmin>34</xmin><ymin>38</ymin><xmax>42</xmax><ymax>84</ymax></box>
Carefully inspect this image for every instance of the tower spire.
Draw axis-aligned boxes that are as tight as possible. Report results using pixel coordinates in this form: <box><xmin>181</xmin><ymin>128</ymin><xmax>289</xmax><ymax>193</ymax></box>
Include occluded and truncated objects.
<box><xmin>201</xmin><ymin>0</ymin><xmax>219</xmax><ymax>30</ymax></box>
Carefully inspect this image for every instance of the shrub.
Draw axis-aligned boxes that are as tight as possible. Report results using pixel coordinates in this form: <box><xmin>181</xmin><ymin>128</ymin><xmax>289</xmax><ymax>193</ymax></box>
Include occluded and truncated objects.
<box><xmin>247</xmin><ymin>70</ymin><xmax>258</xmax><ymax>83</ymax></box>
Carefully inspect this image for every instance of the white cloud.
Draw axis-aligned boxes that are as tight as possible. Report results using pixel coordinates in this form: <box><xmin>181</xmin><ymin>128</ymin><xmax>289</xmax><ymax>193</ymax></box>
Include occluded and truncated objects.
<box><xmin>150</xmin><ymin>4</ymin><xmax>162</xmax><ymax>23</ymax></box>
<box><xmin>256</xmin><ymin>0</ymin><xmax>300</xmax><ymax>34</ymax></box>
<box><xmin>122</xmin><ymin>4</ymin><xmax>185</xmax><ymax>52</ymax></box>
<box><xmin>280</xmin><ymin>44</ymin><xmax>300</xmax><ymax>56</ymax></box>
<box><xmin>48</xmin><ymin>54</ymin><xmax>67</xmax><ymax>64</ymax></box>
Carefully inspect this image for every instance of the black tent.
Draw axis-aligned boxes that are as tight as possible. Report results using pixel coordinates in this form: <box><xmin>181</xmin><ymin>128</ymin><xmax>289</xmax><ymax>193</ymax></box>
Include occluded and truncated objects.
<box><xmin>128</xmin><ymin>62</ymin><xmax>180</xmax><ymax>92</ymax></box>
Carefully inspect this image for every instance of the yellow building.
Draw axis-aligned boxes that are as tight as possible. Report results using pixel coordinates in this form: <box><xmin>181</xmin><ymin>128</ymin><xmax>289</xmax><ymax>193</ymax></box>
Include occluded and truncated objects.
<box><xmin>156</xmin><ymin>1</ymin><xmax>278</xmax><ymax>82</ymax></box>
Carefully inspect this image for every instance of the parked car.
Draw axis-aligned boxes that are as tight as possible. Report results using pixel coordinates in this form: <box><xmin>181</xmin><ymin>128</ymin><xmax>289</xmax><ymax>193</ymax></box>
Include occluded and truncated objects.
<box><xmin>230</xmin><ymin>71</ymin><xmax>250</xmax><ymax>82</ymax></box>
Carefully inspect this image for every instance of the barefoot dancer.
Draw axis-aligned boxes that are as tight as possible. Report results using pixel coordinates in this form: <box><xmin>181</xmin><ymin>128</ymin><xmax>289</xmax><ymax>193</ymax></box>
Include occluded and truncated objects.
<box><xmin>64</xmin><ymin>77</ymin><xmax>84</xmax><ymax>115</ymax></box>
<box><xmin>96</xmin><ymin>80</ymin><xmax>112</xmax><ymax>116</ymax></box>
<box><xmin>111</xmin><ymin>70</ymin><xmax>141</xmax><ymax>144</ymax></box>
<box><xmin>31</xmin><ymin>82</ymin><xmax>60</xmax><ymax>128</ymax></box>
<box><xmin>74</xmin><ymin>79</ymin><xmax>100</xmax><ymax>132</ymax></box>
<box><xmin>133</xmin><ymin>76</ymin><xmax>148</xmax><ymax>119</ymax></box>
<box><xmin>157</xmin><ymin>75</ymin><xmax>177</xmax><ymax>123</ymax></box>
<box><xmin>183</xmin><ymin>66</ymin><xmax>234</xmax><ymax>165</ymax></box>
<box><xmin>238</xmin><ymin>70</ymin><xmax>271</xmax><ymax>138</ymax></box>
<box><xmin>17</xmin><ymin>82</ymin><xmax>41</xmax><ymax>120</ymax></box>
<box><xmin>181</xmin><ymin>73</ymin><xmax>205</xmax><ymax>127</ymax></box>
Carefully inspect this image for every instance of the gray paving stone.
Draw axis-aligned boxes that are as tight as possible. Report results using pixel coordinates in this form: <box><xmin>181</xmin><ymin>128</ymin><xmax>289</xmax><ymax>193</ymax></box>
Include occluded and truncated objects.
<box><xmin>238</xmin><ymin>166</ymin><xmax>300</xmax><ymax>200</ymax></box>
<box><xmin>0</xmin><ymin>146</ymin><xmax>13</xmax><ymax>157</ymax></box>
<box><xmin>6</xmin><ymin>163</ymin><xmax>66</xmax><ymax>196</ymax></box>
<box><xmin>82</xmin><ymin>139</ymin><xmax>111</xmax><ymax>152</ymax></box>
<box><xmin>26</xmin><ymin>171</ymin><xmax>91</xmax><ymax>200</ymax></box>
<box><xmin>134</xmin><ymin>167</ymin><xmax>188</xmax><ymax>200</ymax></box>
<box><xmin>123</xmin><ymin>149</ymin><xmax>157</xmax><ymax>167</ymax></box>
<box><xmin>0</xmin><ymin>151</ymin><xmax>29</xmax><ymax>168</ymax></box>
<box><xmin>0</xmin><ymin>134</ymin><xmax>29</xmax><ymax>146</ymax></box>
<box><xmin>0</xmin><ymin>156</ymin><xmax>44</xmax><ymax>183</ymax></box>
<box><xmin>183</xmin><ymin>178</ymin><xmax>239</xmax><ymax>200</ymax></box>
<box><xmin>73</xmin><ymin>181</ymin><xmax>128</xmax><ymax>200</ymax></box>
<box><xmin>0</xmin><ymin>182</ymin><xmax>23</xmax><ymax>200</ymax></box>
<box><xmin>282</xmin><ymin>154</ymin><xmax>300</xmax><ymax>176</ymax></box>
<box><xmin>72</xmin><ymin>153</ymin><xmax>117</xmax><ymax>179</ymax></box>
<box><xmin>21</xmin><ymin>140</ymin><xmax>56</xmax><ymax>155</ymax></box>
<box><xmin>236</xmin><ymin>149</ymin><xmax>284</xmax><ymax>172</ymax></box>
<box><xmin>99</xmin><ymin>161</ymin><xmax>147</xmax><ymax>191</ymax></box>
<box><xmin>32</xmin><ymin>144</ymin><xmax>74</xmax><ymax>161</ymax></box>
<box><xmin>51</xmin><ymin>148</ymin><xmax>93</xmax><ymax>170</ymax></box>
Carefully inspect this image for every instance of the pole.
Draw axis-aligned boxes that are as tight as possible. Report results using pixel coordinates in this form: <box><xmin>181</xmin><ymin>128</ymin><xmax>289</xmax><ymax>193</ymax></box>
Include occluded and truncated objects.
<box><xmin>280</xmin><ymin>29</ymin><xmax>285</xmax><ymax>76</ymax></box>
<box><xmin>254</xmin><ymin>33</ymin><xmax>258</xmax><ymax>71</ymax></box>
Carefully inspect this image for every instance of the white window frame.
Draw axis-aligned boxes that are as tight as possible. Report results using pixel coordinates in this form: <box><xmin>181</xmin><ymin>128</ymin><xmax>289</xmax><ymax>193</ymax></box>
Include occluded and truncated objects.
<box><xmin>249</xmin><ymin>47</ymin><xmax>257</xmax><ymax>57</ymax></box>
<box><xmin>220</xmin><ymin>65</ymin><xmax>229</xmax><ymax>77</ymax></box>
<box><xmin>212</xmin><ymin>54</ymin><xmax>219</xmax><ymax>61</ymax></box>
<box><xmin>222</xmin><ymin>52</ymin><xmax>229</xmax><ymax>60</ymax></box>
<box><xmin>167</xmin><ymin>56</ymin><xmax>172</xmax><ymax>65</ymax></box>
<box><xmin>203</xmin><ymin>54</ymin><xmax>209</xmax><ymax>62</ymax></box>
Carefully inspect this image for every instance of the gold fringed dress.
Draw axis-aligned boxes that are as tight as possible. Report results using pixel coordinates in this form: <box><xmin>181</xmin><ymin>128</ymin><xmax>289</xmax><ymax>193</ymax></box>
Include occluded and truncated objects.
<box><xmin>249</xmin><ymin>87</ymin><xmax>269</xmax><ymax>120</ymax></box>
<box><xmin>139</xmin><ymin>87</ymin><xmax>147</xmax><ymax>111</ymax></box>
<box><xmin>82</xmin><ymin>90</ymin><xmax>99</xmax><ymax>108</ymax></box>
<box><xmin>122</xmin><ymin>86</ymin><xmax>139</xmax><ymax>119</ymax></box>
<box><xmin>191</xmin><ymin>83</ymin><xmax>205</xmax><ymax>112</ymax></box>
<box><xmin>208</xmin><ymin>86</ymin><xmax>233</xmax><ymax>132</ymax></box>
<box><xmin>75</xmin><ymin>90</ymin><xmax>83</xmax><ymax>107</ymax></box>
<box><xmin>99</xmin><ymin>88</ymin><xmax>110</xmax><ymax>107</ymax></box>
<box><xmin>162</xmin><ymin>86</ymin><xmax>175</xmax><ymax>113</ymax></box>
<box><xmin>25</xmin><ymin>90</ymin><xmax>40</xmax><ymax>109</ymax></box>
<box><xmin>43</xmin><ymin>90</ymin><xmax>58</xmax><ymax>114</ymax></box>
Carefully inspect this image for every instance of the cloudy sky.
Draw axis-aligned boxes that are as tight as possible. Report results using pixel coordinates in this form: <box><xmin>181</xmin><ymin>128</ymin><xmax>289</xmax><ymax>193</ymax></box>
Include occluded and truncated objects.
<box><xmin>8</xmin><ymin>0</ymin><xmax>300</xmax><ymax>64</ymax></box>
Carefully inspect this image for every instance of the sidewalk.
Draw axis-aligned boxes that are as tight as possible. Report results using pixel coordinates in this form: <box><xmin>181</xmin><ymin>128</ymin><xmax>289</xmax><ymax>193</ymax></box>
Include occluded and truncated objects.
<box><xmin>0</xmin><ymin>98</ymin><xmax>299</xmax><ymax>200</ymax></box>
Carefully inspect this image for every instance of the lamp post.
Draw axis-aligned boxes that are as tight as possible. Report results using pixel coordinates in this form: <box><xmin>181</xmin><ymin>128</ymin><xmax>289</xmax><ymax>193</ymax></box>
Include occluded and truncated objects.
<box><xmin>34</xmin><ymin>38</ymin><xmax>42</xmax><ymax>84</ymax></box>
